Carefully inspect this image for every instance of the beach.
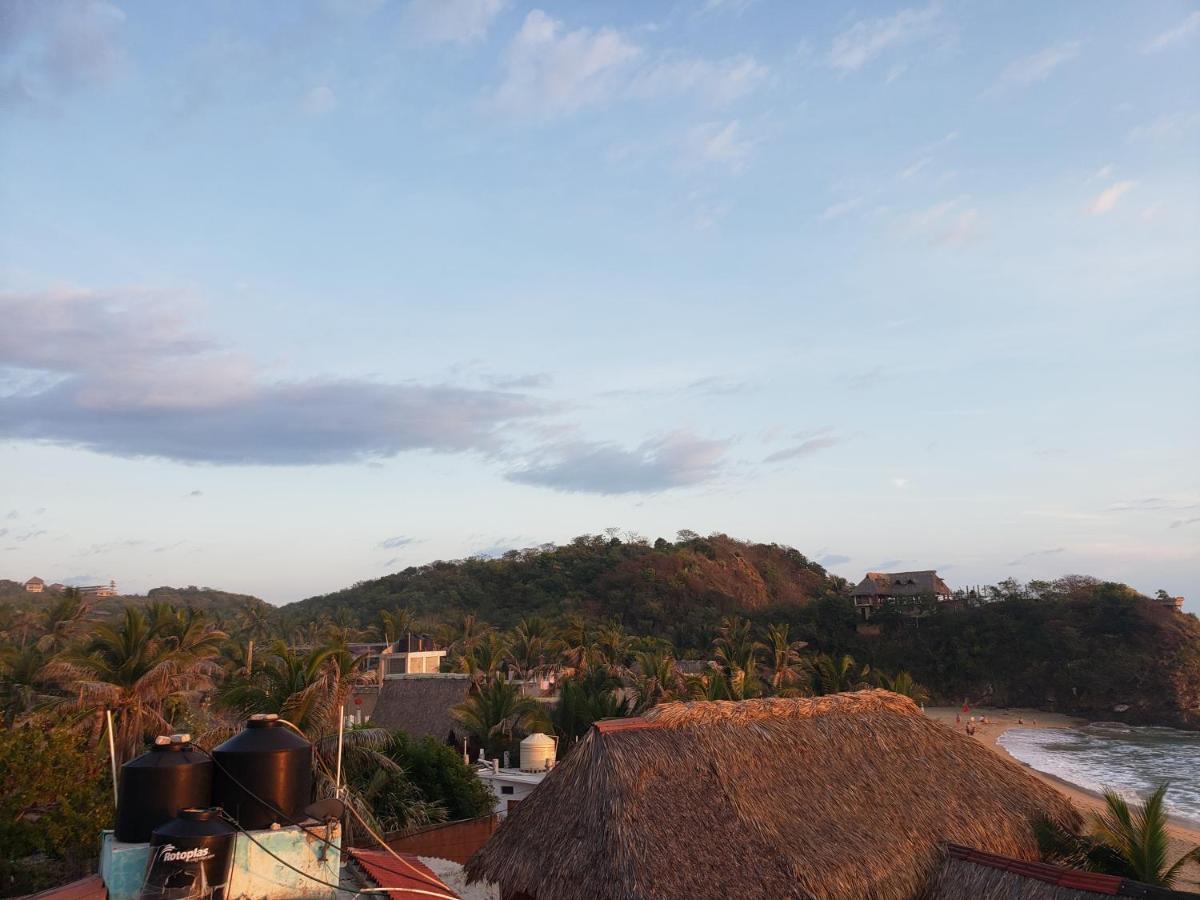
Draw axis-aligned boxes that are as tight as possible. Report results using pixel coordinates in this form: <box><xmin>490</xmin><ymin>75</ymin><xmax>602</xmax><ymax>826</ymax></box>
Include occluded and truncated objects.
<box><xmin>926</xmin><ymin>706</ymin><xmax>1200</xmax><ymax>891</ymax></box>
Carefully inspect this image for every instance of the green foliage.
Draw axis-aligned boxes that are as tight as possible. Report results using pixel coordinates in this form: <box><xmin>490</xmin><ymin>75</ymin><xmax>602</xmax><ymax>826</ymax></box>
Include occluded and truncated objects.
<box><xmin>384</xmin><ymin>731</ymin><xmax>494</xmax><ymax>822</ymax></box>
<box><xmin>0</xmin><ymin>727</ymin><xmax>112</xmax><ymax>895</ymax></box>
<box><xmin>1037</xmin><ymin>784</ymin><xmax>1200</xmax><ymax>888</ymax></box>
<box><xmin>451</xmin><ymin>677</ymin><xmax>551</xmax><ymax>758</ymax></box>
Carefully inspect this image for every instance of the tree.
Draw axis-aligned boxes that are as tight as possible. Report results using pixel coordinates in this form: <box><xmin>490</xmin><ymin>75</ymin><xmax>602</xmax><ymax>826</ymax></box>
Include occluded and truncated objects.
<box><xmin>762</xmin><ymin>623</ymin><xmax>810</xmax><ymax>694</ymax></box>
<box><xmin>377</xmin><ymin>606</ymin><xmax>416</xmax><ymax>645</ymax></box>
<box><xmin>1038</xmin><ymin>784</ymin><xmax>1200</xmax><ymax>888</ymax></box>
<box><xmin>712</xmin><ymin>616</ymin><xmax>763</xmax><ymax>699</ymax></box>
<box><xmin>45</xmin><ymin>606</ymin><xmax>225</xmax><ymax>764</ymax></box>
<box><xmin>814</xmin><ymin>653</ymin><xmax>869</xmax><ymax>695</ymax></box>
<box><xmin>628</xmin><ymin>649</ymin><xmax>681</xmax><ymax>713</ymax></box>
<box><xmin>874</xmin><ymin>670</ymin><xmax>930</xmax><ymax>704</ymax></box>
<box><xmin>451</xmin><ymin>677</ymin><xmax>550</xmax><ymax>758</ymax></box>
<box><xmin>218</xmin><ymin>638</ymin><xmax>370</xmax><ymax>736</ymax></box>
<box><xmin>1090</xmin><ymin>785</ymin><xmax>1200</xmax><ymax>887</ymax></box>
<box><xmin>0</xmin><ymin>727</ymin><xmax>112</xmax><ymax>894</ymax></box>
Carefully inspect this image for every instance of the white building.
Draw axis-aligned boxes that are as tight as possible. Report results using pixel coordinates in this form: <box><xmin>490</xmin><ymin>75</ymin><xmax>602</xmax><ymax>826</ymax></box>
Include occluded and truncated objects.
<box><xmin>380</xmin><ymin>633</ymin><xmax>447</xmax><ymax>677</ymax></box>
<box><xmin>476</xmin><ymin>733</ymin><xmax>556</xmax><ymax>816</ymax></box>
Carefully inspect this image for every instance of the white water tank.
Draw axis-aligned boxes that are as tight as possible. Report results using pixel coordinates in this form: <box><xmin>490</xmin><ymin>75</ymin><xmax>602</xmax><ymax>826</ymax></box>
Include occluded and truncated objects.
<box><xmin>520</xmin><ymin>733</ymin><xmax>556</xmax><ymax>772</ymax></box>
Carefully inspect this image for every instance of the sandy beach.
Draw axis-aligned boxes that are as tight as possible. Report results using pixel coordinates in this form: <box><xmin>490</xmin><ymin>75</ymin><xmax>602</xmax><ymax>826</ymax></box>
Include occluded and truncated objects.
<box><xmin>926</xmin><ymin>706</ymin><xmax>1200</xmax><ymax>891</ymax></box>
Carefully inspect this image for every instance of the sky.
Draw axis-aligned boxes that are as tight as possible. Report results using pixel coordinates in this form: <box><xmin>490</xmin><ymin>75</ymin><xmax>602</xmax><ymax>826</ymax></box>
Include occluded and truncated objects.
<box><xmin>1</xmin><ymin>0</ymin><xmax>1198</xmax><ymax>609</ymax></box>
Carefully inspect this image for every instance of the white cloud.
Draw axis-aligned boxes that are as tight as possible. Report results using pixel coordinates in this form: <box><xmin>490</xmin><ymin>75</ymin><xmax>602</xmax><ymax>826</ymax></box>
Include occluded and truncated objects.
<box><xmin>891</xmin><ymin>477</ymin><xmax>909</xmax><ymax>488</ymax></box>
<box><xmin>683</xmin><ymin>119</ymin><xmax>756</xmax><ymax>172</ymax></box>
<box><xmin>900</xmin><ymin>196</ymin><xmax>984</xmax><ymax>246</ymax></box>
<box><xmin>486</xmin><ymin>10</ymin><xmax>768</xmax><ymax>118</ymax></box>
<box><xmin>1089</xmin><ymin>180</ymin><xmax>1135</xmax><ymax>215</ymax></box>
<box><xmin>997</xmin><ymin>41</ymin><xmax>1081</xmax><ymax>89</ymax></box>
<box><xmin>1143</xmin><ymin>11</ymin><xmax>1200</xmax><ymax>53</ymax></box>
<box><xmin>508</xmin><ymin>431</ymin><xmax>729</xmax><ymax>494</ymax></box>
<box><xmin>1127</xmin><ymin>111</ymin><xmax>1199</xmax><ymax>143</ymax></box>
<box><xmin>629</xmin><ymin>54</ymin><xmax>767</xmax><ymax>106</ymax></box>
<box><xmin>400</xmin><ymin>0</ymin><xmax>506</xmax><ymax>45</ymax></box>
<box><xmin>827</xmin><ymin>5</ymin><xmax>941</xmax><ymax>72</ymax></box>
<box><xmin>487</xmin><ymin>10</ymin><xmax>641</xmax><ymax>116</ymax></box>
<box><xmin>301</xmin><ymin>84</ymin><xmax>337</xmax><ymax>116</ymax></box>
<box><xmin>821</xmin><ymin>196</ymin><xmax>863</xmax><ymax>221</ymax></box>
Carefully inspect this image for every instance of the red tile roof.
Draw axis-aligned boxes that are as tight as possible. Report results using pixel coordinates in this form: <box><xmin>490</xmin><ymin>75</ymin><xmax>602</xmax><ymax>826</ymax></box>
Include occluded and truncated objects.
<box><xmin>946</xmin><ymin>844</ymin><xmax>1124</xmax><ymax>894</ymax></box>
<box><xmin>28</xmin><ymin>875</ymin><xmax>107</xmax><ymax>900</ymax></box>
<box><xmin>349</xmin><ymin>847</ymin><xmax>462</xmax><ymax>899</ymax></box>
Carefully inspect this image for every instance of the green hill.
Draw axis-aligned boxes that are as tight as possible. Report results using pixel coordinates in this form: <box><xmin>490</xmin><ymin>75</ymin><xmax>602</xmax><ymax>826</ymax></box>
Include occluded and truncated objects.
<box><xmin>280</xmin><ymin>532</ymin><xmax>850</xmax><ymax>647</ymax></box>
<box><xmin>281</xmin><ymin>532</ymin><xmax>1200</xmax><ymax>729</ymax></box>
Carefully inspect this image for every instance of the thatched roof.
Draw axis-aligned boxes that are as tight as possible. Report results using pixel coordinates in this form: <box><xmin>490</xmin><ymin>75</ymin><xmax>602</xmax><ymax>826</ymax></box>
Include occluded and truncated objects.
<box><xmin>853</xmin><ymin>570</ymin><xmax>952</xmax><ymax>598</ymax></box>
<box><xmin>466</xmin><ymin>690</ymin><xmax>1081</xmax><ymax>900</ymax></box>
<box><xmin>926</xmin><ymin>844</ymin><xmax>1195</xmax><ymax>899</ymax></box>
<box><xmin>371</xmin><ymin>674</ymin><xmax>472</xmax><ymax>742</ymax></box>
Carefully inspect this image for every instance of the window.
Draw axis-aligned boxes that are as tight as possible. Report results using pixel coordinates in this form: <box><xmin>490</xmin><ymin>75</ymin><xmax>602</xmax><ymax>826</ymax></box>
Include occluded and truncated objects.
<box><xmin>501</xmin><ymin>786</ymin><xmax>514</xmax><ymax>795</ymax></box>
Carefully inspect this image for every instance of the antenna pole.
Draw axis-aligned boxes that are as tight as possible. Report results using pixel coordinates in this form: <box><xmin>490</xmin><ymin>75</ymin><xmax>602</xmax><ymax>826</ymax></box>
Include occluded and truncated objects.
<box><xmin>335</xmin><ymin>704</ymin><xmax>345</xmax><ymax>798</ymax></box>
<box><xmin>105</xmin><ymin>709</ymin><xmax>119</xmax><ymax>806</ymax></box>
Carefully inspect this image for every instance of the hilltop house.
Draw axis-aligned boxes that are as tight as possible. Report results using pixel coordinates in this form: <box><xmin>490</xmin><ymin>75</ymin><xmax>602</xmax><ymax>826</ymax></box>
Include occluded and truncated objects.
<box><xmin>23</xmin><ymin>576</ymin><xmax>45</xmax><ymax>593</ymax></box>
<box><xmin>852</xmin><ymin>569</ymin><xmax>953</xmax><ymax>620</ymax></box>
<box><xmin>78</xmin><ymin>580</ymin><xmax>118</xmax><ymax>599</ymax></box>
<box><xmin>466</xmin><ymin>691</ymin><xmax>1081</xmax><ymax>900</ymax></box>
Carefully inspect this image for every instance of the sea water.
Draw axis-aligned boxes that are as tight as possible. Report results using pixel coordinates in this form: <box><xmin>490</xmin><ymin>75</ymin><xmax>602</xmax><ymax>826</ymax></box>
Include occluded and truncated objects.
<box><xmin>998</xmin><ymin>723</ymin><xmax>1200</xmax><ymax>826</ymax></box>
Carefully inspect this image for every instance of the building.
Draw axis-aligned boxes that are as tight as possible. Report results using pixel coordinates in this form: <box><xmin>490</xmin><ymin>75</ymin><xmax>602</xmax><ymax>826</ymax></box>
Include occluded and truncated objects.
<box><xmin>78</xmin><ymin>580</ymin><xmax>118</xmax><ymax>599</ymax></box>
<box><xmin>24</xmin><ymin>576</ymin><xmax>45</xmax><ymax>593</ymax></box>
<box><xmin>466</xmin><ymin>690</ymin><xmax>1081</xmax><ymax>900</ymax></box>
<box><xmin>370</xmin><ymin>673</ymin><xmax>473</xmax><ymax>745</ymax></box>
<box><xmin>852</xmin><ymin>569</ymin><xmax>953</xmax><ymax>620</ymax></box>
<box><xmin>380</xmin><ymin>633</ymin><xmax>447</xmax><ymax>677</ymax></box>
<box><xmin>475</xmin><ymin>733</ymin><xmax>556</xmax><ymax>816</ymax></box>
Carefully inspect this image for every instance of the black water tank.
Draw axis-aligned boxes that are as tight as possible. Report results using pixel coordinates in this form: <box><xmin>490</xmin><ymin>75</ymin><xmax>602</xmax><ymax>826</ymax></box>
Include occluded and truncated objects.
<box><xmin>141</xmin><ymin>808</ymin><xmax>235</xmax><ymax>900</ymax></box>
<box><xmin>211</xmin><ymin>714</ymin><xmax>312</xmax><ymax>830</ymax></box>
<box><xmin>116</xmin><ymin>735</ymin><xmax>213</xmax><ymax>843</ymax></box>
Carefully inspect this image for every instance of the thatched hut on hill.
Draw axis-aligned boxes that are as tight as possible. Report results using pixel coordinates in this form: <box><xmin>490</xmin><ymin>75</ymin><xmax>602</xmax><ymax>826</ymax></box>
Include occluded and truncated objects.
<box><xmin>466</xmin><ymin>690</ymin><xmax>1081</xmax><ymax>900</ymax></box>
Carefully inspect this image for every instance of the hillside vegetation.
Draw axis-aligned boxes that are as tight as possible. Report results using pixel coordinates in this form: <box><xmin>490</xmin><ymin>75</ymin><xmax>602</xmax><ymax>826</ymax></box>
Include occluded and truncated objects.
<box><xmin>281</xmin><ymin>532</ymin><xmax>849</xmax><ymax>647</ymax></box>
<box><xmin>283</xmin><ymin>532</ymin><xmax>1200</xmax><ymax>729</ymax></box>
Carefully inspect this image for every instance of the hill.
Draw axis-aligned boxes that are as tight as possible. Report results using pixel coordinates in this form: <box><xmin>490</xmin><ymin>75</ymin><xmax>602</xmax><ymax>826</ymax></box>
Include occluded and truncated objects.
<box><xmin>281</xmin><ymin>532</ymin><xmax>850</xmax><ymax>647</ymax></box>
<box><xmin>283</xmin><ymin>532</ymin><xmax>1200</xmax><ymax>729</ymax></box>
<box><xmin>0</xmin><ymin>581</ymin><xmax>271</xmax><ymax>623</ymax></box>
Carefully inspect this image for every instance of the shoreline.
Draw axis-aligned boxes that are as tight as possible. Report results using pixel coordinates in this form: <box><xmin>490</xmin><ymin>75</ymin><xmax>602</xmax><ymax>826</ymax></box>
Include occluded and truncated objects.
<box><xmin>924</xmin><ymin>706</ymin><xmax>1200</xmax><ymax>890</ymax></box>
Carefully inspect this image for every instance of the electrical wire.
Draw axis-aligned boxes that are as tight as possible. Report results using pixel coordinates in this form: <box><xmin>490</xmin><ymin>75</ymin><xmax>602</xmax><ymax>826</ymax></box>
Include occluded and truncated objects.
<box><xmin>190</xmin><ymin>732</ymin><xmax>458</xmax><ymax>897</ymax></box>
<box><xmin>217</xmin><ymin>810</ymin><xmax>457</xmax><ymax>899</ymax></box>
<box><xmin>306</xmin><ymin>739</ymin><xmax>462</xmax><ymax>897</ymax></box>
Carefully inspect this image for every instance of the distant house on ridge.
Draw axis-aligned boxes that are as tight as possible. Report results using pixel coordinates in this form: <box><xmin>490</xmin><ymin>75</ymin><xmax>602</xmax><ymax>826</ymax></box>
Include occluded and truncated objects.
<box><xmin>852</xmin><ymin>569</ymin><xmax>952</xmax><ymax>620</ymax></box>
<box><xmin>23</xmin><ymin>577</ymin><xmax>45</xmax><ymax>593</ymax></box>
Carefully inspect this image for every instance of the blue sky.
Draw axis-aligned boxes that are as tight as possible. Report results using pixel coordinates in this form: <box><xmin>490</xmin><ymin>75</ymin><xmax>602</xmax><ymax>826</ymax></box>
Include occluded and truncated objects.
<box><xmin>1</xmin><ymin>0</ymin><xmax>1197</xmax><ymax>609</ymax></box>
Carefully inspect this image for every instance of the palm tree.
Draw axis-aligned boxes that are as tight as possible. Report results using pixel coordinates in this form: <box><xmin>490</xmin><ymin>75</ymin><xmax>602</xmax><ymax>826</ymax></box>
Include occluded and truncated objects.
<box><xmin>34</xmin><ymin>588</ymin><xmax>94</xmax><ymax>654</ymax></box>
<box><xmin>593</xmin><ymin>621</ymin><xmax>634</xmax><ymax>673</ymax></box>
<box><xmin>558</xmin><ymin>614</ymin><xmax>592</xmax><ymax>672</ymax></box>
<box><xmin>45</xmin><ymin>606</ymin><xmax>225</xmax><ymax>764</ymax></box>
<box><xmin>451</xmin><ymin>677</ymin><xmax>550</xmax><ymax>757</ymax></box>
<box><xmin>814</xmin><ymin>653</ymin><xmax>870</xmax><ymax>695</ymax></box>
<box><xmin>218</xmin><ymin>638</ymin><xmax>370</xmax><ymax>736</ymax></box>
<box><xmin>377</xmin><ymin>606</ymin><xmax>416</xmax><ymax>645</ymax></box>
<box><xmin>1090</xmin><ymin>785</ymin><xmax>1200</xmax><ymax>886</ymax></box>
<box><xmin>628</xmin><ymin>649</ymin><xmax>681</xmax><ymax>713</ymax></box>
<box><xmin>712</xmin><ymin>616</ymin><xmax>764</xmax><ymax>699</ymax></box>
<box><xmin>455</xmin><ymin>631</ymin><xmax>510</xmax><ymax>684</ymax></box>
<box><xmin>762</xmin><ymin>623</ymin><xmax>810</xmax><ymax>694</ymax></box>
<box><xmin>507</xmin><ymin>617</ymin><xmax>559</xmax><ymax>690</ymax></box>
<box><xmin>874</xmin><ymin>670</ymin><xmax>930</xmax><ymax>704</ymax></box>
<box><xmin>1037</xmin><ymin>784</ymin><xmax>1200</xmax><ymax>888</ymax></box>
<box><xmin>552</xmin><ymin>668</ymin><xmax>632</xmax><ymax>744</ymax></box>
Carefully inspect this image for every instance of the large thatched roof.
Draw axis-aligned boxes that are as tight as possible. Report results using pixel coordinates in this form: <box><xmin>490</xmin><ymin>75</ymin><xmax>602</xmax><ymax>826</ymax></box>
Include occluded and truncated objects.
<box><xmin>853</xmin><ymin>570</ymin><xmax>952</xmax><ymax>598</ymax></box>
<box><xmin>466</xmin><ymin>690</ymin><xmax>1081</xmax><ymax>900</ymax></box>
<box><xmin>371</xmin><ymin>674</ymin><xmax>472</xmax><ymax>742</ymax></box>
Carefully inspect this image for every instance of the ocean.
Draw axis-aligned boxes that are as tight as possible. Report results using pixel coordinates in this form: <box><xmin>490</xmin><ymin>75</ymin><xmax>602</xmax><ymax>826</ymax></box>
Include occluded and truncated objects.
<box><xmin>998</xmin><ymin>723</ymin><xmax>1200</xmax><ymax>827</ymax></box>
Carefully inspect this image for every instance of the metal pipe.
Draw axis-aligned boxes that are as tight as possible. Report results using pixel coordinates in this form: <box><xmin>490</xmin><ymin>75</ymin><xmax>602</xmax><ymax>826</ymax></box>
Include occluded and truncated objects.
<box><xmin>334</xmin><ymin>703</ymin><xmax>345</xmax><ymax>798</ymax></box>
<box><xmin>105</xmin><ymin>709</ymin><xmax>118</xmax><ymax>806</ymax></box>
